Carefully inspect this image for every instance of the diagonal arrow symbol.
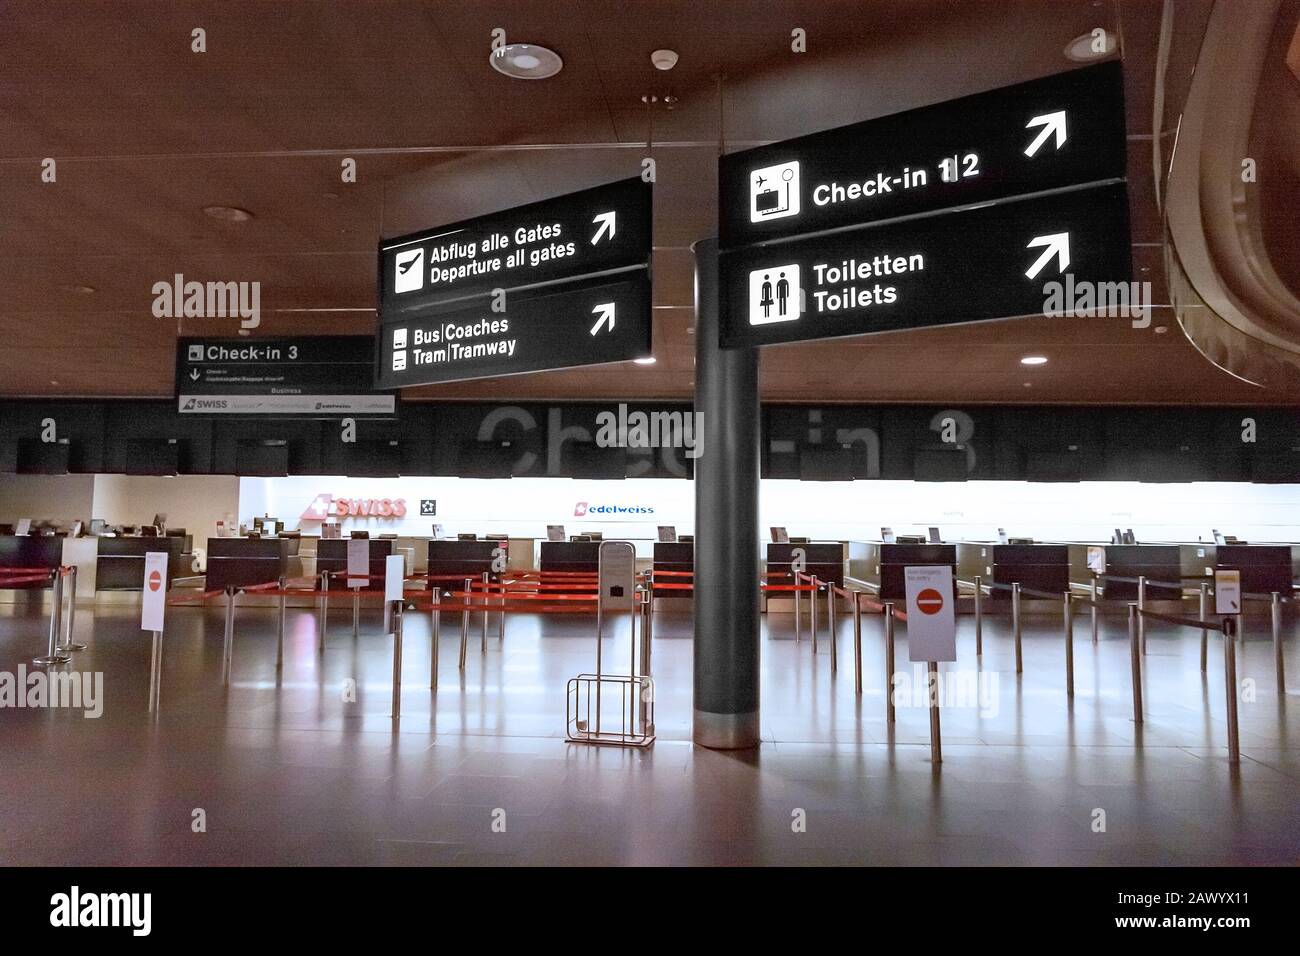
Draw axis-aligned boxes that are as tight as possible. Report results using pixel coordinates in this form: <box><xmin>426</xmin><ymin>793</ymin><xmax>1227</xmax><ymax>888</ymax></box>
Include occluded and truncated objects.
<box><xmin>590</xmin><ymin>211</ymin><xmax>616</xmax><ymax>244</ymax></box>
<box><xmin>1023</xmin><ymin>110</ymin><xmax>1067</xmax><ymax>158</ymax></box>
<box><xmin>1024</xmin><ymin>232</ymin><xmax>1070</xmax><ymax>280</ymax></box>
<box><xmin>589</xmin><ymin>302</ymin><xmax>616</xmax><ymax>335</ymax></box>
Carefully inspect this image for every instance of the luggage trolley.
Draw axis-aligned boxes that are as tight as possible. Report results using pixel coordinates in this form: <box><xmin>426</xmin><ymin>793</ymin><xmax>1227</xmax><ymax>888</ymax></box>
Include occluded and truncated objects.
<box><xmin>566</xmin><ymin>540</ymin><xmax>655</xmax><ymax>747</ymax></box>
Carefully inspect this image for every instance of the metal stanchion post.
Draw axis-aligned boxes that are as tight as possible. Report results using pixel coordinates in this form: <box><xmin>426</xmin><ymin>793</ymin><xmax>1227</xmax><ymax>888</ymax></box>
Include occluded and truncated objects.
<box><xmin>1138</xmin><ymin>575</ymin><xmax>1147</xmax><ymax>654</ymax></box>
<box><xmin>973</xmin><ymin>574</ymin><xmax>983</xmax><ymax>656</ymax></box>
<box><xmin>794</xmin><ymin>572</ymin><xmax>802</xmax><ymax>644</ymax></box>
<box><xmin>276</xmin><ymin>575</ymin><xmax>286</xmax><ymax>672</ymax></box>
<box><xmin>1091</xmin><ymin>575</ymin><xmax>1099</xmax><ymax>644</ymax></box>
<box><xmin>810</xmin><ymin>577</ymin><xmax>819</xmax><ymax>655</ymax></box>
<box><xmin>852</xmin><ymin>593</ymin><xmax>863</xmax><ymax>695</ymax></box>
<box><xmin>1064</xmin><ymin>591</ymin><xmax>1074</xmax><ymax>699</ymax></box>
<box><xmin>459</xmin><ymin>577</ymin><xmax>471</xmax><ymax>669</ymax></box>
<box><xmin>317</xmin><ymin>571</ymin><xmax>329</xmax><ymax>653</ymax></box>
<box><xmin>481</xmin><ymin>571</ymin><xmax>489</xmax><ymax>652</ymax></box>
<box><xmin>430</xmin><ymin>593</ymin><xmax>440</xmax><ymax>691</ymax></box>
<box><xmin>1128</xmin><ymin>603</ymin><xmax>1142</xmax><ymax>724</ymax></box>
<box><xmin>351</xmin><ymin>584</ymin><xmax>360</xmax><ymax>639</ymax></box>
<box><xmin>34</xmin><ymin>570</ymin><xmax>71</xmax><ymax>666</ymax></box>
<box><xmin>829</xmin><ymin>586</ymin><xmax>838</xmax><ymax>673</ymax></box>
<box><xmin>1012</xmin><ymin>582</ymin><xmax>1023</xmax><ymax>674</ymax></box>
<box><xmin>222</xmin><ymin>587</ymin><xmax>236</xmax><ymax>684</ymax></box>
<box><xmin>391</xmin><ymin>601</ymin><xmax>404</xmax><ymax>719</ymax></box>
<box><xmin>1272</xmin><ymin>591</ymin><xmax>1285</xmax><ymax>694</ymax></box>
<box><xmin>884</xmin><ymin>602</ymin><xmax>896</xmax><ymax>723</ymax></box>
<box><xmin>1224</xmin><ymin>617</ymin><xmax>1240</xmax><ymax>764</ymax></box>
<box><xmin>59</xmin><ymin>566</ymin><xmax>85</xmax><ymax>652</ymax></box>
<box><xmin>148</xmin><ymin>629</ymin><xmax>162</xmax><ymax>713</ymax></box>
<box><xmin>1199</xmin><ymin>582</ymin><xmax>1209</xmax><ymax>673</ymax></box>
<box><xmin>927</xmin><ymin>660</ymin><xmax>941</xmax><ymax>764</ymax></box>
<box><xmin>498</xmin><ymin>579</ymin><xmax>506</xmax><ymax>643</ymax></box>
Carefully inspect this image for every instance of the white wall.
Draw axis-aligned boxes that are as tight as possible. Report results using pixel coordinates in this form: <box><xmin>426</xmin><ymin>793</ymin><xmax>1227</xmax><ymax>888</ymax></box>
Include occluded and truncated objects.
<box><xmin>239</xmin><ymin>475</ymin><xmax>1300</xmax><ymax>545</ymax></box>
<box><xmin>0</xmin><ymin>474</ymin><xmax>95</xmax><ymax>525</ymax></box>
<box><xmin>91</xmin><ymin>475</ymin><xmax>240</xmax><ymax>538</ymax></box>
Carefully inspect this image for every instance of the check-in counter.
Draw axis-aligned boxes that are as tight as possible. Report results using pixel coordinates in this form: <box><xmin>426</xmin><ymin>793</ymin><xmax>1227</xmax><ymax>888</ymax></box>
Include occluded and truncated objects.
<box><xmin>539</xmin><ymin>540</ymin><xmax>600</xmax><ymax>574</ymax></box>
<box><xmin>765</xmin><ymin>541</ymin><xmax>844</xmax><ymax>611</ymax></box>
<box><xmin>652</xmin><ymin>541</ymin><xmax>693</xmax><ymax>601</ymax></box>
<box><xmin>1098</xmin><ymin>545</ymin><xmax>1182</xmax><ymax>600</ymax></box>
<box><xmin>1216</xmin><ymin>544</ymin><xmax>1294</xmax><ymax>596</ymax></box>
<box><xmin>0</xmin><ymin>534</ymin><xmax>64</xmax><ymax>595</ymax></box>
<box><xmin>205</xmin><ymin>537</ymin><xmax>299</xmax><ymax>591</ymax></box>
<box><xmin>95</xmin><ymin>535</ymin><xmax>187</xmax><ymax>590</ymax></box>
<box><xmin>985</xmin><ymin>544</ymin><xmax>1070</xmax><ymax>600</ymax></box>
<box><xmin>316</xmin><ymin>538</ymin><xmax>392</xmax><ymax>592</ymax></box>
<box><xmin>879</xmin><ymin>543</ymin><xmax>956</xmax><ymax>601</ymax></box>
<box><xmin>427</xmin><ymin>539</ymin><xmax>500</xmax><ymax>586</ymax></box>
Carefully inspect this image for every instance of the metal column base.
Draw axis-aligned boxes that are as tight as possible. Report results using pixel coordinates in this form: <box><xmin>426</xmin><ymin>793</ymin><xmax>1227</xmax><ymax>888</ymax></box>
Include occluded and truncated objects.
<box><xmin>692</xmin><ymin>709</ymin><xmax>760</xmax><ymax>750</ymax></box>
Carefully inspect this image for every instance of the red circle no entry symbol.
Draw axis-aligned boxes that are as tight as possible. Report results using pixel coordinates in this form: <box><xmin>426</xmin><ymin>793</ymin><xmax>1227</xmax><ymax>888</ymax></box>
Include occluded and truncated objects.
<box><xmin>916</xmin><ymin>587</ymin><xmax>943</xmax><ymax>615</ymax></box>
<box><xmin>148</xmin><ymin>570</ymin><xmax>162</xmax><ymax>592</ymax></box>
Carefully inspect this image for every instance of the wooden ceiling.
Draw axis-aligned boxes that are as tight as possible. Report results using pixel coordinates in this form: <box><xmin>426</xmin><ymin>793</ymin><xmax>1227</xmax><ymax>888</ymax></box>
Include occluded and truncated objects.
<box><xmin>0</xmin><ymin>0</ymin><xmax>1287</xmax><ymax>404</ymax></box>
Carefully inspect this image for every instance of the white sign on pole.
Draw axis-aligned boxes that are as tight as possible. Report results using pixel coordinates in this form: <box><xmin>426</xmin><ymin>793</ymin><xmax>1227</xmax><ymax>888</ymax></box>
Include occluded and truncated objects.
<box><xmin>141</xmin><ymin>551</ymin><xmax>169</xmax><ymax>632</ymax></box>
<box><xmin>15</xmin><ymin>518</ymin><xmax>31</xmax><ymax>536</ymax></box>
<box><xmin>347</xmin><ymin>538</ymin><xmax>368</xmax><ymax>588</ymax></box>
<box><xmin>1215</xmin><ymin>569</ymin><xmax>1241</xmax><ymax>616</ymax></box>
<box><xmin>1086</xmin><ymin>546</ymin><xmax>1106</xmax><ymax>575</ymax></box>
<box><xmin>384</xmin><ymin>554</ymin><xmax>405</xmax><ymax>603</ymax></box>
<box><xmin>598</xmin><ymin>541</ymin><xmax>636</xmax><ymax>611</ymax></box>
<box><xmin>904</xmin><ymin>565</ymin><xmax>957</xmax><ymax>663</ymax></box>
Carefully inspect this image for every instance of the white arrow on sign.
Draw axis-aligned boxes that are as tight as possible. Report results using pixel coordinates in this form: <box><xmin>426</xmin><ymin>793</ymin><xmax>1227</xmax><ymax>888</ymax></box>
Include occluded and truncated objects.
<box><xmin>189</xmin><ymin>368</ymin><xmax>200</xmax><ymax>381</ymax></box>
<box><xmin>1023</xmin><ymin>110</ymin><xmax>1067</xmax><ymax>158</ymax></box>
<box><xmin>590</xmin><ymin>211</ymin><xmax>616</xmax><ymax>244</ymax></box>
<box><xmin>589</xmin><ymin>302</ymin><xmax>616</xmax><ymax>335</ymax></box>
<box><xmin>1024</xmin><ymin>232</ymin><xmax>1070</xmax><ymax>280</ymax></box>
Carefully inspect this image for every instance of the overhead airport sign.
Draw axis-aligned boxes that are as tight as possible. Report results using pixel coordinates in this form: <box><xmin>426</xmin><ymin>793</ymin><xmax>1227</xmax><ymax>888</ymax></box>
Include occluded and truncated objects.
<box><xmin>720</xmin><ymin>182</ymin><xmax>1130</xmax><ymax>348</ymax></box>
<box><xmin>378</xmin><ymin>176</ymin><xmax>651</xmax><ymax>316</ymax></box>
<box><xmin>377</xmin><ymin>274</ymin><xmax>650</xmax><ymax>388</ymax></box>
<box><xmin>375</xmin><ymin>177</ymin><xmax>652</xmax><ymax>387</ymax></box>
<box><xmin>176</xmin><ymin>335</ymin><xmax>394</xmax><ymax>416</ymax></box>
<box><xmin>719</xmin><ymin>62</ymin><xmax>1125</xmax><ymax>249</ymax></box>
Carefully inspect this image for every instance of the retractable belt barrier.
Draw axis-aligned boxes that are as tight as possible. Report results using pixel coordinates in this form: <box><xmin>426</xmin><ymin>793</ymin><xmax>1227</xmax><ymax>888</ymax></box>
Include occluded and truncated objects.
<box><xmin>7</xmin><ymin>565</ymin><xmax>82</xmax><ymax>667</ymax></box>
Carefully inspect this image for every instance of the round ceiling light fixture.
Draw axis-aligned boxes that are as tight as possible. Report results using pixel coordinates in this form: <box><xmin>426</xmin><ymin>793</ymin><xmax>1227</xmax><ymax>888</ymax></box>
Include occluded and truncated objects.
<box><xmin>1064</xmin><ymin>28</ymin><xmax>1117</xmax><ymax>61</ymax></box>
<box><xmin>1020</xmin><ymin>355</ymin><xmax>1049</xmax><ymax>366</ymax></box>
<box><xmin>489</xmin><ymin>43</ymin><xmax>563</xmax><ymax>80</ymax></box>
<box><xmin>651</xmin><ymin>49</ymin><xmax>678</xmax><ymax>71</ymax></box>
<box><xmin>203</xmin><ymin>205</ymin><xmax>254</xmax><ymax>222</ymax></box>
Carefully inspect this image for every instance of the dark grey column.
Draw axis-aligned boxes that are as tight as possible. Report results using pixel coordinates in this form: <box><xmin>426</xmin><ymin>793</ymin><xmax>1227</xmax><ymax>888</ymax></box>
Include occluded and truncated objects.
<box><xmin>692</xmin><ymin>237</ymin><xmax>761</xmax><ymax>749</ymax></box>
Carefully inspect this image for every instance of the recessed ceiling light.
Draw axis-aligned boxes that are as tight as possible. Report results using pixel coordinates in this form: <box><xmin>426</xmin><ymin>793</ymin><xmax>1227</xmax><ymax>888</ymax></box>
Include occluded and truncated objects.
<box><xmin>61</xmin><ymin>284</ymin><xmax>95</xmax><ymax>295</ymax></box>
<box><xmin>203</xmin><ymin>205</ymin><xmax>254</xmax><ymax>222</ymax></box>
<box><xmin>634</xmin><ymin>357</ymin><xmax>657</xmax><ymax>365</ymax></box>
<box><xmin>1154</xmin><ymin>325</ymin><xmax>1168</xmax><ymax>334</ymax></box>
<box><xmin>1065</xmin><ymin>29</ymin><xmax>1117</xmax><ymax>61</ymax></box>
<box><xmin>49</xmin><ymin>380</ymin><xmax>59</xmax><ymax>386</ymax></box>
<box><xmin>1020</xmin><ymin>355</ymin><xmax>1049</xmax><ymax>366</ymax></box>
<box><xmin>489</xmin><ymin>43</ymin><xmax>563</xmax><ymax>80</ymax></box>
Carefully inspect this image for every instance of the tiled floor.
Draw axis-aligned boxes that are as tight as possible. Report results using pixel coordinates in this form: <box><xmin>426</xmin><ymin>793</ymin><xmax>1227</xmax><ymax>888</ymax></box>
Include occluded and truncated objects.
<box><xmin>0</xmin><ymin>596</ymin><xmax>1296</xmax><ymax>865</ymax></box>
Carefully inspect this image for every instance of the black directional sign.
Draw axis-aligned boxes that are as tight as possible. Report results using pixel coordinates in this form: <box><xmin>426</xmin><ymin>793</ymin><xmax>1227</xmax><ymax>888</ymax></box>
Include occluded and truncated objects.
<box><xmin>720</xmin><ymin>62</ymin><xmax>1126</xmax><ymax>250</ymax></box>
<box><xmin>176</xmin><ymin>336</ymin><xmax>394</xmax><ymax>416</ymax></box>
<box><xmin>376</xmin><ymin>177</ymin><xmax>652</xmax><ymax>387</ymax></box>
<box><xmin>720</xmin><ymin>182</ymin><xmax>1131</xmax><ymax>348</ymax></box>
<box><xmin>376</xmin><ymin>274</ymin><xmax>651</xmax><ymax>388</ymax></box>
<box><xmin>379</xmin><ymin>177</ymin><xmax>651</xmax><ymax>315</ymax></box>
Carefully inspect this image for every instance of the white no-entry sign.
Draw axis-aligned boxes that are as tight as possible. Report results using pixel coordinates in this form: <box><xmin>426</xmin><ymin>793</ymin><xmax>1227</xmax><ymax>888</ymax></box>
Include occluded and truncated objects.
<box><xmin>905</xmin><ymin>565</ymin><xmax>956</xmax><ymax>663</ymax></box>
<box><xmin>141</xmin><ymin>551</ymin><xmax>168</xmax><ymax>632</ymax></box>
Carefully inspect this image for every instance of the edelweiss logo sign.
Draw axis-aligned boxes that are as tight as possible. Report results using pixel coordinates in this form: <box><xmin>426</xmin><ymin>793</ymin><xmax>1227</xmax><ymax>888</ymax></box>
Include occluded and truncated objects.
<box><xmin>300</xmin><ymin>494</ymin><xmax>407</xmax><ymax>521</ymax></box>
<box><xmin>573</xmin><ymin>501</ymin><xmax>654</xmax><ymax>517</ymax></box>
<box><xmin>573</xmin><ymin>502</ymin><xmax>588</xmax><ymax>517</ymax></box>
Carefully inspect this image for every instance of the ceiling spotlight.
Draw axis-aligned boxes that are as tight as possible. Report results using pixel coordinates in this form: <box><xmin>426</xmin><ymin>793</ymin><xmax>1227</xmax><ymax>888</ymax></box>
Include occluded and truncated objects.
<box><xmin>203</xmin><ymin>205</ymin><xmax>254</xmax><ymax>222</ymax></box>
<box><xmin>61</xmin><ymin>284</ymin><xmax>95</xmax><ymax>295</ymax></box>
<box><xmin>1020</xmin><ymin>355</ymin><xmax>1049</xmax><ymax>366</ymax></box>
<box><xmin>489</xmin><ymin>43</ymin><xmax>563</xmax><ymax>80</ymax></box>
<box><xmin>1065</xmin><ymin>29</ymin><xmax>1117</xmax><ymax>61</ymax></box>
<box><xmin>634</xmin><ymin>357</ymin><xmax>657</xmax><ymax>365</ymax></box>
<box><xmin>651</xmin><ymin>49</ymin><xmax>679</xmax><ymax>71</ymax></box>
